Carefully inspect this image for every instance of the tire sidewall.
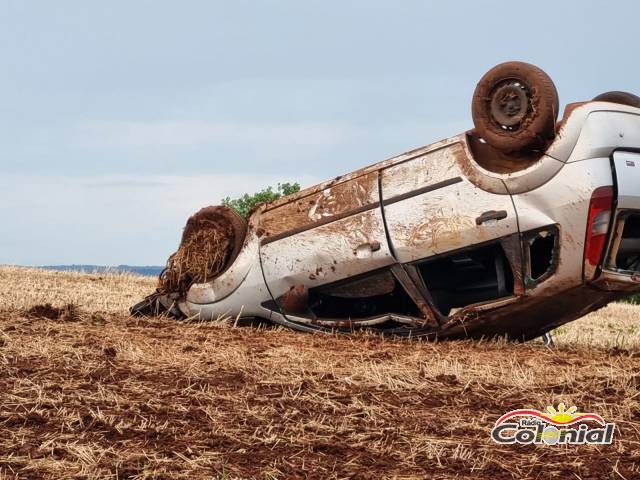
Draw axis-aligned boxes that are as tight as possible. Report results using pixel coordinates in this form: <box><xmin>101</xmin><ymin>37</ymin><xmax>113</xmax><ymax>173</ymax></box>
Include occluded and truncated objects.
<box><xmin>472</xmin><ymin>62</ymin><xmax>558</xmax><ymax>153</ymax></box>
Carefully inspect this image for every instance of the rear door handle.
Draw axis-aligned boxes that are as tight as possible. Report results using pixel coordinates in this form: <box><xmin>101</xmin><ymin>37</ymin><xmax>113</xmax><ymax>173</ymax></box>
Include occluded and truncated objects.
<box><xmin>476</xmin><ymin>210</ymin><xmax>508</xmax><ymax>225</ymax></box>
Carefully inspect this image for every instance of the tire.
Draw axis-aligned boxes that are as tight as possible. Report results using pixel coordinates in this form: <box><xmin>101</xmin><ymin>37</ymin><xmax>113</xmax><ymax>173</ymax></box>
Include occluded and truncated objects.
<box><xmin>222</xmin><ymin>207</ymin><xmax>249</xmax><ymax>270</ymax></box>
<box><xmin>472</xmin><ymin>61</ymin><xmax>559</xmax><ymax>153</ymax></box>
<box><xmin>181</xmin><ymin>205</ymin><xmax>247</xmax><ymax>273</ymax></box>
<box><xmin>159</xmin><ymin>205</ymin><xmax>248</xmax><ymax>294</ymax></box>
<box><xmin>592</xmin><ymin>91</ymin><xmax>640</xmax><ymax>109</ymax></box>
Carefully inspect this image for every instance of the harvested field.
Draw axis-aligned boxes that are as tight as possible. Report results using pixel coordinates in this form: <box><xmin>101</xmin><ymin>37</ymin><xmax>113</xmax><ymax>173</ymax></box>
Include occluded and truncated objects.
<box><xmin>0</xmin><ymin>266</ymin><xmax>152</xmax><ymax>314</ymax></box>
<box><xmin>1</xmin><ymin>266</ymin><xmax>640</xmax><ymax>479</ymax></box>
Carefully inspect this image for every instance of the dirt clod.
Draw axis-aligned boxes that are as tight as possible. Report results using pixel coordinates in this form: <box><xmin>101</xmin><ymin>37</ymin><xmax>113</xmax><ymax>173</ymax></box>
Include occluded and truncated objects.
<box><xmin>25</xmin><ymin>303</ymin><xmax>78</xmax><ymax>321</ymax></box>
<box><xmin>103</xmin><ymin>346</ymin><xmax>117</xmax><ymax>358</ymax></box>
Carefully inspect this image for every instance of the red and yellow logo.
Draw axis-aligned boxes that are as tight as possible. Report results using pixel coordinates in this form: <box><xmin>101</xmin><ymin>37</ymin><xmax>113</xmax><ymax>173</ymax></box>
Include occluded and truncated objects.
<box><xmin>492</xmin><ymin>403</ymin><xmax>615</xmax><ymax>445</ymax></box>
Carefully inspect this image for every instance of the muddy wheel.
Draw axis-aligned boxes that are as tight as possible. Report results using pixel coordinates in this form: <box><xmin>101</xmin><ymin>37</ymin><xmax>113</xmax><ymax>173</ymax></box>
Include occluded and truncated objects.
<box><xmin>181</xmin><ymin>205</ymin><xmax>247</xmax><ymax>272</ymax></box>
<box><xmin>159</xmin><ymin>206</ymin><xmax>247</xmax><ymax>294</ymax></box>
<box><xmin>472</xmin><ymin>61</ymin><xmax>559</xmax><ymax>153</ymax></box>
<box><xmin>592</xmin><ymin>91</ymin><xmax>640</xmax><ymax>108</ymax></box>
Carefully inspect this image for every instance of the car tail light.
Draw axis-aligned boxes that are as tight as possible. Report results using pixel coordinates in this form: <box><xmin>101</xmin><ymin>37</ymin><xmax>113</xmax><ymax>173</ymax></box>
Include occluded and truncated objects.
<box><xmin>584</xmin><ymin>186</ymin><xmax>614</xmax><ymax>267</ymax></box>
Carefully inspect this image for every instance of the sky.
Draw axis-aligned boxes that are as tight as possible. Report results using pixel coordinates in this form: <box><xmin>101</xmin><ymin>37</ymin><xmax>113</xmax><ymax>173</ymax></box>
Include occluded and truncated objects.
<box><xmin>1</xmin><ymin>0</ymin><xmax>639</xmax><ymax>265</ymax></box>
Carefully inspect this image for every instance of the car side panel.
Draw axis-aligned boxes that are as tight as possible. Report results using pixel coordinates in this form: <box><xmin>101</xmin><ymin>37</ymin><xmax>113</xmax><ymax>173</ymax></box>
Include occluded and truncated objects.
<box><xmin>381</xmin><ymin>143</ymin><xmax>518</xmax><ymax>263</ymax></box>
<box><xmin>510</xmin><ymin>157</ymin><xmax>613</xmax><ymax>294</ymax></box>
<box><xmin>259</xmin><ymin>171</ymin><xmax>380</xmax><ymax>243</ymax></box>
<box><xmin>259</xmin><ymin>171</ymin><xmax>395</xmax><ymax>310</ymax></box>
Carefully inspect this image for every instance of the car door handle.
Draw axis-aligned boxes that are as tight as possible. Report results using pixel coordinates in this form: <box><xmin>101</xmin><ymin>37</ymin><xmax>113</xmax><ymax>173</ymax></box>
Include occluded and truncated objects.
<box><xmin>356</xmin><ymin>240</ymin><xmax>381</xmax><ymax>252</ymax></box>
<box><xmin>476</xmin><ymin>210</ymin><xmax>508</xmax><ymax>225</ymax></box>
<box><xmin>355</xmin><ymin>240</ymin><xmax>382</xmax><ymax>258</ymax></box>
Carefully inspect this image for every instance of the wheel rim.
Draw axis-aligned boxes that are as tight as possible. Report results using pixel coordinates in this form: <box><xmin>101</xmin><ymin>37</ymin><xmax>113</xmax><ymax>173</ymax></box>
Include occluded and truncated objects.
<box><xmin>489</xmin><ymin>79</ymin><xmax>531</xmax><ymax>129</ymax></box>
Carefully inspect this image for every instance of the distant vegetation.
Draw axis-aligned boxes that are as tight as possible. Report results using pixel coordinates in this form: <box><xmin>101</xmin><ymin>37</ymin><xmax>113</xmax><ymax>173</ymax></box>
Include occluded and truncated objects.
<box><xmin>222</xmin><ymin>182</ymin><xmax>301</xmax><ymax>218</ymax></box>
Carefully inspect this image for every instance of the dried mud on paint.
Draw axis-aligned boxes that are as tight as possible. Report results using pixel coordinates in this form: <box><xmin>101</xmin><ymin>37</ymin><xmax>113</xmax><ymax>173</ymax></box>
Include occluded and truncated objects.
<box><xmin>2</xmin><ymin>307</ymin><xmax>640</xmax><ymax>479</ymax></box>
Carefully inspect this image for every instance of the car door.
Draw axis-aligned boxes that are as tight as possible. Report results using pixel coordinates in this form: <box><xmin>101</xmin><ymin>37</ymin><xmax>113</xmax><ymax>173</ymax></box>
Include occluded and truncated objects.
<box><xmin>380</xmin><ymin>142</ymin><xmax>518</xmax><ymax>262</ymax></box>
<box><xmin>380</xmin><ymin>141</ymin><xmax>521</xmax><ymax>316</ymax></box>
<box><xmin>259</xmin><ymin>171</ymin><xmax>396</xmax><ymax>316</ymax></box>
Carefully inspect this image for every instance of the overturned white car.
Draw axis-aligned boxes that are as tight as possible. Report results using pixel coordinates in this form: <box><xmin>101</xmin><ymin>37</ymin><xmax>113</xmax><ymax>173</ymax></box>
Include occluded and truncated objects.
<box><xmin>133</xmin><ymin>62</ymin><xmax>640</xmax><ymax>341</ymax></box>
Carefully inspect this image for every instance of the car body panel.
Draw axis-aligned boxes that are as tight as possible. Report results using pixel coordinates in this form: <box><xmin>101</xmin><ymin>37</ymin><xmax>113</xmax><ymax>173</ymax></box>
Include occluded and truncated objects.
<box><xmin>260</xmin><ymin>206</ymin><xmax>395</xmax><ymax>313</ymax></box>
<box><xmin>185</xmin><ymin>232</ymin><xmax>275</xmax><ymax>319</ymax></box>
<box><xmin>258</xmin><ymin>170</ymin><xmax>380</xmax><ymax>244</ymax></box>
<box><xmin>546</xmin><ymin>103</ymin><xmax>640</xmax><ymax>162</ymax></box>
<box><xmin>381</xmin><ymin>143</ymin><xmax>518</xmax><ymax>263</ymax></box>
<box><xmin>510</xmin><ymin>157</ymin><xmax>614</xmax><ymax>294</ymax></box>
<box><xmin>567</xmin><ymin>110</ymin><xmax>640</xmax><ymax>163</ymax></box>
<box><xmin>258</xmin><ymin>171</ymin><xmax>396</xmax><ymax>316</ymax></box>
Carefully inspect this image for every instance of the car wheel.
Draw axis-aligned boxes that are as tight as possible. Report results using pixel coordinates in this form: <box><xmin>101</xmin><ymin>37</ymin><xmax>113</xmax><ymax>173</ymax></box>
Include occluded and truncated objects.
<box><xmin>592</xmin><ymin>91</ymin><xmax>640</xmax><ymax>108</ymax></box>
<box><xmin>159</xmin><ymin>205</ymin><xmax>248</xmax><ymax>294</ymax></box>
<box><xmin>181</xmin><ymin>205</ymin><xmax>248</xmax><ymax>272</ymax></box>
<box><xmin>472</xmin><ymin>61</ymin><xmax>559</xmax><ymax>153</ymax></box>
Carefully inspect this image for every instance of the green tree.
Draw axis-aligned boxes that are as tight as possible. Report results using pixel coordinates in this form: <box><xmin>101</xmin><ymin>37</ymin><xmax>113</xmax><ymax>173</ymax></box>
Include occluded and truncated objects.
<box><xmin>222</xmin><ymin>182</ymin><xmax>301</xmax><ymax>218</ymax></box>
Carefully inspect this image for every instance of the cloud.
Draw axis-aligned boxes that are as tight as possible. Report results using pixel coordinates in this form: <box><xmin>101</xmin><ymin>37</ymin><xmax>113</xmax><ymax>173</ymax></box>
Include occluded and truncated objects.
<box><xmin>0</xmin><ymin>173</ymin><xmax>321</xmax><ymax>266</ymax></box>
<box><xmin>72</xmin><ymin>120</ymin><xmax>362</xmax><ymax>149</ymax></box>
<box><xmin>80</xmin><ymin>179</ymin><xmax>168</xmax><ymax>188</ymax></box>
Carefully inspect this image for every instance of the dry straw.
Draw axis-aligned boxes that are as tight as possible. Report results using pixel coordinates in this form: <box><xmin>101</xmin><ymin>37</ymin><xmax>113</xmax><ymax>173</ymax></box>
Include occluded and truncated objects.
<box><xmin>158</xmin><ymin>208</ymin><xmax>236</xmax><ymax>295</ymax></box>
<box><xmin>1</xmin><ymin>267</ymin><xmax>640</xmax><ymax>478</ymax></box>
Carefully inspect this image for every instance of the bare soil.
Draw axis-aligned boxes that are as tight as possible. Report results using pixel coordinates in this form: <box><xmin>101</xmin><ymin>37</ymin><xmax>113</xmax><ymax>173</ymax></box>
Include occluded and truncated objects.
<box><xmin>1</xmin><ymin>267</ymin><xmax>640</xmax><ymax>479</ymax></box>
<box><xmin>2</xmin><ymin>308</ymin><xmax>640</xmax><ymax>479</ymax></box>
